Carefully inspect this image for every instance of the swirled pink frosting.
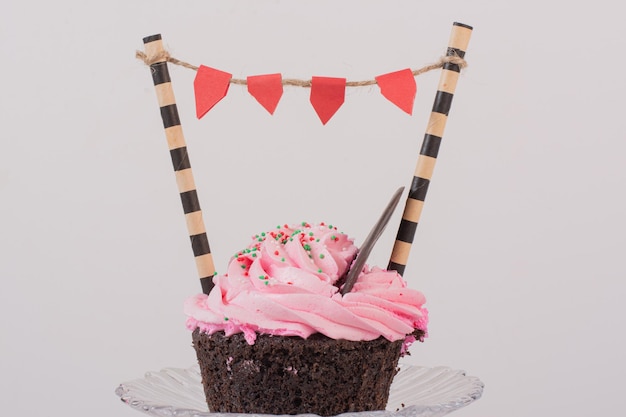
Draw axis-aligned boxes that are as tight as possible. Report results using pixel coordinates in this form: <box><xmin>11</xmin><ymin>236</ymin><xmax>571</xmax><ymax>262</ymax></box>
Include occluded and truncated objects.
<box><xmin>184</xmin><ymin>222</ymin><xmax>428</xmax><ymax>346</ymax></box>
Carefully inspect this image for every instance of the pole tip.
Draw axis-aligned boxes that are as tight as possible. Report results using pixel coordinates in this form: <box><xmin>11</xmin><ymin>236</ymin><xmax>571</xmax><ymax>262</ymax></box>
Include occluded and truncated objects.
<box><xmin>453</xmin><ymin>22</ymin><xmax>473</xmax><ymax>30</ymax></box>
<box><xmin>143</xmin><ymin>34</ymin><xmax>162</xmax><ymax>44</ymax></box>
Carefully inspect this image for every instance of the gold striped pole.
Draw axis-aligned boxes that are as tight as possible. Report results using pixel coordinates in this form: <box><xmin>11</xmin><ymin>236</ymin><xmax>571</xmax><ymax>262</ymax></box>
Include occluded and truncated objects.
<box><xmin>388</xmin><ymin>22</ymin><xmax>473</xmax><ymax>276</ymax></box>
<box><xmin>143</xmin><ymin>34</ymin><xmax>216</xmax><ymax>294</ymax></box>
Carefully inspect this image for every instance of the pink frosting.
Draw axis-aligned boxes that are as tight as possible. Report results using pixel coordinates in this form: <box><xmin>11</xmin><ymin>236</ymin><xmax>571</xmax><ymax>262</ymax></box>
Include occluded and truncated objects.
<box><xmin>184</xmin><ymin>222</ymin><xmax>428</xmax><ymax>345</ymax></box>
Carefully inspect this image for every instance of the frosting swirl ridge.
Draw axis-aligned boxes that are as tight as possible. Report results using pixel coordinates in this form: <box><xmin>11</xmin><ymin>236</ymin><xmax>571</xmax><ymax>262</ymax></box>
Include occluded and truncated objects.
<box><xmin>184</xmin><ymin>222</ymin><xmax>428</xmax><ymax>345</ymax></box>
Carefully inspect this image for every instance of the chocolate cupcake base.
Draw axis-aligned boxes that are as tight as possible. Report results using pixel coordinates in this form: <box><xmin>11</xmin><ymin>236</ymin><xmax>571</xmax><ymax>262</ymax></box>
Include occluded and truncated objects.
<box><xmin>192</xmin><ymin>330</ymin><xmax>405</xmax><ymax>416</ymax></box>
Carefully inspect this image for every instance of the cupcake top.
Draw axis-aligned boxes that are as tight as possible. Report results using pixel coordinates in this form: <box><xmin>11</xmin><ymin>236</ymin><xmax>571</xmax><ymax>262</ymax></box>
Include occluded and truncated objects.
<box><xmin>185</xmin><ymin>222</ymin><xmax>428</xmax><ymax>345</ymax></box>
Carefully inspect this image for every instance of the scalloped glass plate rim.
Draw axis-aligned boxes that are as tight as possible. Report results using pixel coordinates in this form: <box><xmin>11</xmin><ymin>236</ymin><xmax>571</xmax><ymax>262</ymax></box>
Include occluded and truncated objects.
<box><xmin>116</xmin><ymin>363</ymin><xmax>483</xmax><ymax>417</ymax></box>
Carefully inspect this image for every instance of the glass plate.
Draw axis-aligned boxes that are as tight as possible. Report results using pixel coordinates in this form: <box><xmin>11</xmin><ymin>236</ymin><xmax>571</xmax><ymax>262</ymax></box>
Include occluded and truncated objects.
<box><xmin>115</xmin><ymin>364</ymin><xmax>483</xmax><ymax>417</ymax></box>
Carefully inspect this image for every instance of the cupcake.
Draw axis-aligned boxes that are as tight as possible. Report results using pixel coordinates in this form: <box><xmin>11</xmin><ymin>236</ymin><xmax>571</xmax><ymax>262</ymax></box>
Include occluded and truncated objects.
<box><xmin>184</xmin><ymin>222</ymin><xmax>428</xmax><ymax>416</ymax></box>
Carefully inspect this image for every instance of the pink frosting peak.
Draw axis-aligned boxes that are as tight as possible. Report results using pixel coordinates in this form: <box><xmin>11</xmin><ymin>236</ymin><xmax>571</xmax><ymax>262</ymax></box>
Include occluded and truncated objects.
<box><xmin>184</xmin><ymin>222</ymin><xmax>428</xmax><ymax>345</ymax></box>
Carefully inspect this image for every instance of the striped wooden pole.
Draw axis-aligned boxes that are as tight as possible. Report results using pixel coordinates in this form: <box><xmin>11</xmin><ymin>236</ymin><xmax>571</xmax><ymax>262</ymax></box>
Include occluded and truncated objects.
<box><xmin>143</xmin><ymin>34</ymin><xmax>216</xmax><ymax>294</ymax></box>
<box><xmin>387</xmin><ymin>22</ymin><xmax>473</xmax><ymax>276</ymax></box>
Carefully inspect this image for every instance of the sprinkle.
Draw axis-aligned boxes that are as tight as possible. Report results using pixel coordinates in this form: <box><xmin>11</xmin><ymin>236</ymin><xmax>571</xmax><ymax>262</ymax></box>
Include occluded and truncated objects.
<box><xmin>319</xmin><ymin>254</ymin><xmax>325</xmax><ymax>259</ymax></box>
<box><xmin>274</xmin><ymin>250</ymin><xmax>280</xmax><ymax>256</ymax></box>
<box><xmin>213</xmin><ymin>271</ymin><xmax>218</xmax><ymax>276</ymax></box>
<box><xmin>252</xmin><ymin>253</ymin><xmax>257</xmax><ymax>257</ymax></box>
<box><xmin>276</xmin><ymin>225</ymin><xmax>281</xmax><ymax>229</ymax></box>
<box><xmin>258</xmin><ymin>275</ymin><xmax>265</xmax><ymax>280</ymax></box>
<box><xmin>303</xmin><ymin>244</ymin><xmax>311</xmax><ymax>251</ymax></box>
<box><xmin>224</xmin><ymin>317</ymin><xmax>229</xmax><ymax>321</ymax></box>
<box><xmin>261</xmin><ymin>232</ymin><xmax>266</xmax><ymax>237</ymax></box>
<box><xmin>309</xmin><ymin>232</ymin><xmax>314</xmax><ymax>236</ymax></box>
<box><xmin>241</xmin><ymin>264</ymin><xmax>246</xmax><ymax>269</ymax></box>
<box><xmin>328</xmin><ymin>224</ymin><xmax>333</xmax><ymax>229</ymax></box>
<box><xmin>264</xmin><ymin>281</ymin><xmax>269</xmax><ymax>285</ymax></box>
<box><xmin>281</xmin><ymin>257</ymin><xmax>285</xmax><ymax>262</ymax></box>
<box><xmin>331</xmin><ymin>235</ymin><xmax>337</xmax><ymax>241</ymax></box>
<box><xmin>318</xmin><ymin>268</ymin><xmax>322</xmax><ymax>273</ymax></box>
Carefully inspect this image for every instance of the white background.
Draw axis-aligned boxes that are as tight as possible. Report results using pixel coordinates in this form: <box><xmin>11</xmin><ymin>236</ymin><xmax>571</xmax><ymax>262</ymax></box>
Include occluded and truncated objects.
<box><xmin>1</xmin><ymin>1</ymin><xmax>624</xmax><ymax>416</ymax></box>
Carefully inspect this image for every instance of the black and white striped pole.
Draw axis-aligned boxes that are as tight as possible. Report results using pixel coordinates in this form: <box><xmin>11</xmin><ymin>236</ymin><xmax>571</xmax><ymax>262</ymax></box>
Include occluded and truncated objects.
<box><xmin>143</xmin><ymin>34</ymin><xmax>216</xmax><ymax>294</ymax></box>
<box><xmin>388</xmin><ymin>22</ymin><xmax>473</xmax><ymax>276</ymax></box>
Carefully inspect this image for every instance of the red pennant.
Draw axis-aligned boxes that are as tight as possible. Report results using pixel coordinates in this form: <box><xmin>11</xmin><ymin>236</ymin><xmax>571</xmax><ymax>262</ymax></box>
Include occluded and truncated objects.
<box><xmin>247</xmin><ymin>73</ymin><xmax>283</xmax><ymax>115</ymax></box>
<box><xmin>194</xmin><ymin>65</ymin><xmax>232</xmax><ymax>119</ymax></box>
<box><xmin>310</xmin><ymin>76</ymin><xmax>346</xmax><ymax>125</ymax></box>
<box><xmin>375</xmin><ymin>68</ymin><xmax>417</xmax><ymax>115</ymax></box>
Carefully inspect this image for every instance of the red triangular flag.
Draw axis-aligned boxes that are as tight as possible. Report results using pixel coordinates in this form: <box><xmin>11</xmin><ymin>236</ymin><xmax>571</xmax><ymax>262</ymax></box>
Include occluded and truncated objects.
<box><xmin>310</xmin><ymin>76</ymin><xmax>346</xmax><ymax>125</ymax></box>
<box><xmin>247</xmin><ymin>73</ymin><xmax>283</xmax><ymax>115</ymax></box>
<box><xmin>375</xmin><ymin>68</ymin><xmax>417</xmax><ymax>115</ymax></box>
<box><xmin>194</xmin><ymin>65</ymin><xmax>232</xmax><ymax>119</ymax></box>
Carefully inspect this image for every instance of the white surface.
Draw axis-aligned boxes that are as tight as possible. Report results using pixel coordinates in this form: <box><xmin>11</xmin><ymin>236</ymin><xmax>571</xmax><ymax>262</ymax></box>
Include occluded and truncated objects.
<box><xmin>1</xmin><ymin>1</ymin><xmax>624</xmax><ymax>416</ymax></box>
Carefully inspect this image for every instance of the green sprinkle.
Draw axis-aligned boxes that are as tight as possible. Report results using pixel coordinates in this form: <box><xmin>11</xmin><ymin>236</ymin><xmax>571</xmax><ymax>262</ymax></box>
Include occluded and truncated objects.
<box><xmin>277</xmin><ymin>225</ymin><xmax>281</xmax><ymax>229</ymax></box>
<box><xmin>261</xmin><ymin>232</ymin><xmax>266</xmax><ymax>237</ymax></box>
<box><xmin>213</xmin><ymin>271</ymin><xmax>218</xmax><ymax>275</ymax></box>
<box><xmin>319</xmin><ymin>254</ymin><xmax>325</xmax><ymax>259</ymax></box>
<box><xmin>264</xmin><ymin>281</ymin><xmax>269</xmax><ymax>286</ymax></box>
<box><xmin>252</xmin><ymin>247</ymin><xmax>257</xmax><ymax>251</ymax></box>
<box><xmin>224</xmin><ymin>317</ymin><xmax>229</xmax><ymax>321</ymax></box>
<box><xmin>303</xmin><ymin>244</ymin><xmax>311</xmax><ymax>251</ymax></box>
<box><xmin>301</xmin><ymin>221</ymin><xmax>307</xmax><ymax>226</ymax></box>
<box><xmin>316</xmin><ymin>239</ymin><xmax>320</xmax><ymax>242</ymax></box>
<box><xmin>318</xmin><ymin>268</ymin><xmax>322</xmax><ymax>273</ymax></box>
<box><xmin>258</xmin><ymin>275</ymin><xmax>265</xmax><ymax>279</ymax></box>
<box><xmin>252</xmin><ymin>253</ymin><xmax>257</xmax><ymax>257</ymax></box>
<box><xmin>241</xmin><ymin>264</ymin><xmax>246</xmax><ymax>269</ymax></box>
<box><xmin>331</xmin><ymin>235</ymin><xmax>337</xmax><ymax>240</ymax></box>
<box><xmin>281</xmin><ymin>257</ymin><xmax>285</xmax><ymax>262</ymax></box>
<box><xmin>328</xmin><ymin>224</ymin><xmax>333</xmax><ymax>229</ymax></box>
<box><xmin>309</xmin><ymin>232</ymin><xmax>314</xmax><ymax>236</ymax></box>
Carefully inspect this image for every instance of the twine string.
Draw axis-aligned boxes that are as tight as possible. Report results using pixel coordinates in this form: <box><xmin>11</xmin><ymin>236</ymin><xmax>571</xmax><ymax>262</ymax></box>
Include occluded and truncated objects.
<box><xmin>135</xmin><ymin>50</ymin><xmax>467</xmax><ymax>88</ymax></box>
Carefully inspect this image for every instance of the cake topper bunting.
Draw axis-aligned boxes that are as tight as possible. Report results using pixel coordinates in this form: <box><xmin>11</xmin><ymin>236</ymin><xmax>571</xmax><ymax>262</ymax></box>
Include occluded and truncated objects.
<box><xmin>194</xmin><ymin>65</ymin><xmax>232</xmax><ymax>119</ymax></box>
<box><xmin>138</xmin><ymin>21</ymin><xmax>472</xmax><ymax>293</ymax></box>
<box><xmin>310</xmin><ymin>76</ymin><xmax>346</xmax><ymax>125</ymax></box>
<box><xmin>375</xmin><ymin>68</ymin><xmax>417</xmax><ymax>115</ymax></box>
<box><xmin>136</xmin><ymin>45</ymin><xmax>467</xmax><ymax>124</ymax></box>
<box><xmin>247</xmin><ymin>73</ymin><xmax>283</xmax><ymax>115</ymax></box>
